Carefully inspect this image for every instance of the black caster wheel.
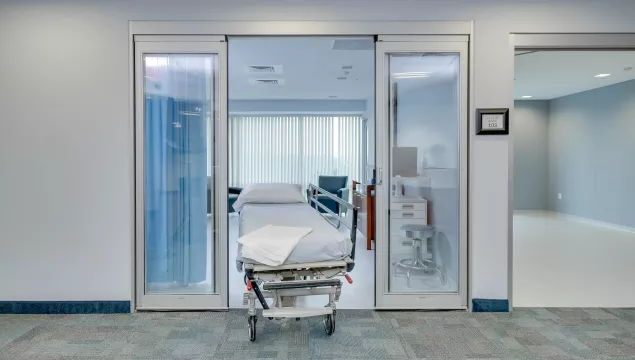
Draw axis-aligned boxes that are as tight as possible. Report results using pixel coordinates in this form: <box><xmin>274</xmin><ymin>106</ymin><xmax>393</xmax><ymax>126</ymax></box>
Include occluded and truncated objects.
<box><xmin>248</xmin><ymin>316</ymin><xmax>257</xmax><ymax>342</ymax></box>
<box><xmin>324</xmin><ymin>312</ymin><xmax>335</xmax><ymax>336</ymax></box>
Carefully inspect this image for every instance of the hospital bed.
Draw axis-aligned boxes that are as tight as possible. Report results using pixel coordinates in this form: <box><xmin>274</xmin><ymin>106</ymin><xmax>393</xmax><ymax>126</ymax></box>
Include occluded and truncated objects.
<box><xmin>234</xmin><ymin>183</ymin><xmax>358</xmax><ymax>342</ymax></box>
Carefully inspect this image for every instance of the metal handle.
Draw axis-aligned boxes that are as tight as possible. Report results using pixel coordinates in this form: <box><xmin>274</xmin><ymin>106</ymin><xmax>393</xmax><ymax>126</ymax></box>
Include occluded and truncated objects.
<box><xmin>377</xmin><ymin>166</ymin><xmax>383</xmax><ymax>185</ymax></box>
<box><xmin>402</xmin><ymin>212</ymin><xmax>414</xmax><ymax>218</ymax></box>
<box><xmin>401</xmin><ymin>204</ymin><xmax>414</xmax><ymax>209</ymax></box>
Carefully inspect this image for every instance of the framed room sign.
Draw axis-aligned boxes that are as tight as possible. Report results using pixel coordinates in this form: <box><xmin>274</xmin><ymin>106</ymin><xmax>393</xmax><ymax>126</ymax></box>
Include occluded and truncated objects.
<box><xmin>476</xmin><ymin>108</ymin><xmax>509</xmax><ymax>135</ymax></box>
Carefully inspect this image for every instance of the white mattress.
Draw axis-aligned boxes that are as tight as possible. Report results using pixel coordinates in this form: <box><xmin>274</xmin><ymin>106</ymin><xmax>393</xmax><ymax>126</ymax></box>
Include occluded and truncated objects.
<box><xmin>237</xmin><ymin>203</ymin><xmax>352</xmax><ymax>269</ymax></box>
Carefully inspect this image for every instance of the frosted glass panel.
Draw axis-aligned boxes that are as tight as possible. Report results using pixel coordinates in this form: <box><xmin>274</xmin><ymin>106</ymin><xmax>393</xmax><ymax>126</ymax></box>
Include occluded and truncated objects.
<box><xmin>143</xmin><ymin>54</ymin><xmax>217</xmax><ymax>294</ymax></box>
<box><xmin>388</xmin><ymin>53</ymin><xmax>460</xmax><ymax>293</ymax></box>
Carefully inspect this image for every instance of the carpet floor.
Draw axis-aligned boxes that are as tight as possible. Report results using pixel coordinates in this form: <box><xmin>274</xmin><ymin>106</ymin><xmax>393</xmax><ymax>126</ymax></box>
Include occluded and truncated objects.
<box><xmin>2</xmin><ymin>308</ymin><xmax>635</xmax><ymax>359</ymax></box>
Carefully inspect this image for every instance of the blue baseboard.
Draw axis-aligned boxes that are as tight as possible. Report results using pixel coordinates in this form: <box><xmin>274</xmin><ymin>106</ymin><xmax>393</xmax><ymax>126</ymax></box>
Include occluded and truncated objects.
<box><xmin>472</xmin><ymin>299</ymin><xmax>509</xmax><ymax>312</ymax></box>
<box><xmin>0</xmin><ymin>301</ymin><xmax>130</xmax><ymax>314</ymax></box>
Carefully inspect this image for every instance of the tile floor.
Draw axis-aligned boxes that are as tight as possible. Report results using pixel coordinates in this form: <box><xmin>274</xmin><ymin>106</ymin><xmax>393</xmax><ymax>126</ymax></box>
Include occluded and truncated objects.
<box><xmin>514</xmin><ymin>211</ymin><xmax>635</xmax><ymax>308</ymax></box>
<box><xmin>2</xmin><ymin>308</ymin><xmax>635</xmax><ymax>359</ymax></box>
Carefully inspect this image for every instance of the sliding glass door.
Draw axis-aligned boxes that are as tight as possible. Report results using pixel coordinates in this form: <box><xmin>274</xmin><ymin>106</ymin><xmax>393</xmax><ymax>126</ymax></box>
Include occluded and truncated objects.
<box><xmin>375</xmin><ymin>37</ymin><xmax>468</xmax><ymax>309</ymax></box>
<box><xmin>135</xmin><ymin>37</ymin><xmax>228</xmax><ymax>309</ymax></box>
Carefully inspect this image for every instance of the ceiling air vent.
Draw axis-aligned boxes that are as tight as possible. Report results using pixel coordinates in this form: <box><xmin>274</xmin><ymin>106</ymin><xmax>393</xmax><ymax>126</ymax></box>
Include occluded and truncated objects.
<box><xmin>245</xmin><ymin>65</ymin><xmax>283</xmax><ymax>74</ymax></box>
<box><xmin>249</xmin><ymin>79</ymin><xmax>285</xmax><ymax>86</ymax></box>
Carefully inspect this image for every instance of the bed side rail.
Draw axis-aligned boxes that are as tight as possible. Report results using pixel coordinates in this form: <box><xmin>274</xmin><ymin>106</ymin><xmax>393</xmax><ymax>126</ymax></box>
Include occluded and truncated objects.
<box><xmin>307</xmin><ymin>183</ymin><xmax>359</xmax><ymax>261</ymax></box>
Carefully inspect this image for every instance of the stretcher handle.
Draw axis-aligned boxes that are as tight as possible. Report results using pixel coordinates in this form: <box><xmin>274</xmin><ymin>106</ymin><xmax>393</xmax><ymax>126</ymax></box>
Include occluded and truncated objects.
<box><xmin>247</xmin><ymin>280</ymin><xmax>252</xmax><ymax>291</ymax></box>
<box><xmin>247</xmin><ymin>275</ymin><xmax>270</xmax><ymax>310</ymax></box>
<box><xmin>345</xmin><ymin>274</ymin><xmax>353</xmax><ymax>284</ymax></box>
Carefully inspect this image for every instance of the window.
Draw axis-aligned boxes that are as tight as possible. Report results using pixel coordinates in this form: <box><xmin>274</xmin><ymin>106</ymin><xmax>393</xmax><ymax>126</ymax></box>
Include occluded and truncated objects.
<box><xmin>229</xmin><ymin>115</ymin><xmax>364</xmax><ymax>189</ymax></box>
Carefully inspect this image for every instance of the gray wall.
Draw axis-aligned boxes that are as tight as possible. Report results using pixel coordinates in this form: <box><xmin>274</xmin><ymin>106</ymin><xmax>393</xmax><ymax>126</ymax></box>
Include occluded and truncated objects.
<box><xmin>513</xmin><ymin>100</ymin><xmax>550</xmax><ymax>210</ymax></box>
<box><xmin>514</xmin><ymin>80</ymin><xmax>635</xmax><ymax>228</ymax></box>
<box><xmin>549</xmin><ymin>80</ymin><xmax>635</xmax><ymax>227</ymax></box>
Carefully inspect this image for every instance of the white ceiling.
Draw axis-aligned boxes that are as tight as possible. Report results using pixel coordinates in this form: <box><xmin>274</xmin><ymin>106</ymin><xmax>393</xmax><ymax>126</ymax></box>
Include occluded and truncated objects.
<box><xmin>228</xmin><ymin>37</ymin><xmax>461</xmax><ymax>101</ymax></box>
<box><xmin>228</xmin><ymin>37</ymin><xmax>375</xmax><ymax>100</ymax></box>
<box><xmin>514</xmin><ymin>51</ymin><xmax>635</xmax><ymax>100</ymax></box>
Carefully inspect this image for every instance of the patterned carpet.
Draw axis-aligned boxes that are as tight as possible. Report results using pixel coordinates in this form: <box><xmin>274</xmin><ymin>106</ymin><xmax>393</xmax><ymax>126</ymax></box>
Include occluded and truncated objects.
<box><xmin>1</xmin><ymin>308</ymin><xmax>635</xmax><ymax>359</ymax></box>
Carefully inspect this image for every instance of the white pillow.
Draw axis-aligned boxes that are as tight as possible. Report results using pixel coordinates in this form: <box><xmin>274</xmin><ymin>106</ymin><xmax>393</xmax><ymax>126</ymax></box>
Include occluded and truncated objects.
<box><xmin>232</xmin><ymin>183</ymin><xmax>306</xmax><ymax>212</ymax></box>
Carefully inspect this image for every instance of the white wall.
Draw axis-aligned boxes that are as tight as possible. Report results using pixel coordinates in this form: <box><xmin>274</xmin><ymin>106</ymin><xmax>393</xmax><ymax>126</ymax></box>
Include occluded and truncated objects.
<box><xmin>2</xmin><ymin>0</ymin><xmax>635</xmax><ymax>303</ymax></box>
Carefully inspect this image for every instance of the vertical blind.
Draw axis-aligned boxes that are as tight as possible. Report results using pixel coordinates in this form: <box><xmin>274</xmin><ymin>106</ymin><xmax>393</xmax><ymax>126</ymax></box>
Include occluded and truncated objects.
<box><xmin>229</xmin><ymin>115</ymin><xmax>364</xmax><ymax>189</ymax></box>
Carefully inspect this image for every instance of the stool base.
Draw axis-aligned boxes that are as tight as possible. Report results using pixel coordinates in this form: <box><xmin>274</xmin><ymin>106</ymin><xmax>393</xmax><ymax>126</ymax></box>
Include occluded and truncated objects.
<box><xmin>394</xmin><ymin>259</ymin><xmax>446</xmax><ymax>288</ymax></box>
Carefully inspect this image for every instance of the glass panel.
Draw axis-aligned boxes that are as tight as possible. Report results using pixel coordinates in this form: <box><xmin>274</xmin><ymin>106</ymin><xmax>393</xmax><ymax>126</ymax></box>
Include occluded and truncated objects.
<box><xmin>388</xmin><ymin>53</ymin><xmax>460</xmax><ymax>293</ymax></box>
<box><xmin>143</xmin><ymin>54</ymin><xmax>217</xmax><ymax>294</ymax></box>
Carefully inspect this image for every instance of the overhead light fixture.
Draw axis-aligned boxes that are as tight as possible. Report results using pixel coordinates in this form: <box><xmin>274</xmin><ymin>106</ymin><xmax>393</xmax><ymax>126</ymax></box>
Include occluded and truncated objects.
<box><xmin>594</xmin><ymin>73</ymin><xmax>611</xmax><ymax>78</ymax></box>
<box><xmin>393</xmin><ymin>72</ymin><xmax>431</xmax><ymax>79</ymax></box>
<box><xmin>521</xmin><ymin>95</ymin><xmax>533</xmax><ymax>99</ymax></box>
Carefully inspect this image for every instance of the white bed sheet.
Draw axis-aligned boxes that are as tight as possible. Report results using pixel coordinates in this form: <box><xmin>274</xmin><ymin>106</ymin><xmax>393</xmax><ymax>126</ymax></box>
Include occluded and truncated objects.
<box><xmin>237</xmin><ymin>203</ymin><xmax>352</xmax><ymax>268</ymax></box>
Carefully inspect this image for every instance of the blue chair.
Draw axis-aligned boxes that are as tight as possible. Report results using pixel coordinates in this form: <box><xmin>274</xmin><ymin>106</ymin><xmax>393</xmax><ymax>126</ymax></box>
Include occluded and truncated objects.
<box><xmin>307</xmin><ymin>176</ymin><xmax>349</xmax><ymax>215</ymax></box>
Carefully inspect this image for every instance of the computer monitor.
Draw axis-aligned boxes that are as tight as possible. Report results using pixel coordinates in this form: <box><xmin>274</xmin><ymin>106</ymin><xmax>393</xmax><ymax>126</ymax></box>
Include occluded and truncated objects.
<box><xmin>392</xmin><ymin>146</ymin><xmax>418</xmax><ymax>177</ymax></box>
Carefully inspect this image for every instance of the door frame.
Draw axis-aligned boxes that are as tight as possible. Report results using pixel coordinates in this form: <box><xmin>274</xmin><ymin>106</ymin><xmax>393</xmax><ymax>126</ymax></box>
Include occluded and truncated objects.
<box><xmin>133</xmin><ymin>36</ymin><xmax>229</xmax><ymax>310</ymax></box>
<box><xmin>375</xmin><ymin>38</ymin><xmax>469</xmax><ymax>309</ymax></box>
<box><xmin>509</xmin><ymin>33</ymin><xmax>635</xmax><ymax>309</ymax></box>
<box><xmin>128</xmin><ymin>21</ymin><xmax>474</xmax><ymax>312</ymax></box>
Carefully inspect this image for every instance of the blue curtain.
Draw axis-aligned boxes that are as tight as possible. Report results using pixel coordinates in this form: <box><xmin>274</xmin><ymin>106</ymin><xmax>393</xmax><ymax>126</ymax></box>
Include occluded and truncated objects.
<box><xmin>145</xmin><ymin>95</ymin><xmax>208</xmax><ymax>285</ymax></box>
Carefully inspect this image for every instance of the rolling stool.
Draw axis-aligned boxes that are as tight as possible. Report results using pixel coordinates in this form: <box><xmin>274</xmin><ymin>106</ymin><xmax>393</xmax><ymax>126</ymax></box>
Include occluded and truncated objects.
<box><xmin>394</xmin><ymin>224</ymin><xmax>446</xmax><ymax>287</ymax></box>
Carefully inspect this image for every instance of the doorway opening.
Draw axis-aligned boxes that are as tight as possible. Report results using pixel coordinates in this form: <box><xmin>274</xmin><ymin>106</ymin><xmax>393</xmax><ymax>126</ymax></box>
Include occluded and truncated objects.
<box><xmin>513</xmin><ymin>49</ymin><xmax>635</xmax><ymax>307</ymax></box>
<box><xmin>227</xmin><ymin>36</ymin><xmax>376</xmax><ymax>309</ymax></box>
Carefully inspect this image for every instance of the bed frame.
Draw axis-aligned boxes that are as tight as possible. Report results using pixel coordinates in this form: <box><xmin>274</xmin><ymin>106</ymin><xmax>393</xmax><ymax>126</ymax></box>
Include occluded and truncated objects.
<box><xmin>242</xmin><ymin>183</ymin><xmax>359</xmax><ymax>342</ymax></box>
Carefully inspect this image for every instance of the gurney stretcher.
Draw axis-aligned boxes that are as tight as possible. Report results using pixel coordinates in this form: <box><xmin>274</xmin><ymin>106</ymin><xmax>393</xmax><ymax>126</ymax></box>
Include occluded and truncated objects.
<box><xmin>236</xmin><ymin>183</ymin><xmax>358</xmax><ymax>342</ymax></box>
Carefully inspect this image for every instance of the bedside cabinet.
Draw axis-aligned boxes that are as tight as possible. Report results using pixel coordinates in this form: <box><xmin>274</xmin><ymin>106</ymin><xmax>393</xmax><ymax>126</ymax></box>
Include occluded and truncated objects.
<box><xmin>390</xmin><ymin>197</ymin><xmax>427</xmax><ymax>223</ymax></box>
<box><xmin>390</xmin><ymin>197</ymin><xmax>428</xmax><ymax>258</ymax></box>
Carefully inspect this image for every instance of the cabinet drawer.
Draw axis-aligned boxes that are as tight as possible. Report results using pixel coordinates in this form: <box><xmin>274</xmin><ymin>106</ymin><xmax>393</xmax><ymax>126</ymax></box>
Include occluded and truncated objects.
<box><xmin>390</xmin><ymin>210</ymin><xmax>427</xmax><ymax>220</ymax></box>
<box><xmin>390</xmin><ymin>202</ymin><xmax>427</xmax><ymax>211</ymax></box>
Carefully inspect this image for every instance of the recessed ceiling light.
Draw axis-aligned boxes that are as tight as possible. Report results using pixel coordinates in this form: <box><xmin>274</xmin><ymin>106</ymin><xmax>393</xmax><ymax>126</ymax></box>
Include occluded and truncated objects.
<box><xmin>594</xmin><ymin>73</ymin><xmax>611</xmax><ymax>78</ymax></box>
<box><xmin>521</xmin><ymin>95</ymin><xmax>533</xmax><ymax>99</ymax></box>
